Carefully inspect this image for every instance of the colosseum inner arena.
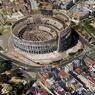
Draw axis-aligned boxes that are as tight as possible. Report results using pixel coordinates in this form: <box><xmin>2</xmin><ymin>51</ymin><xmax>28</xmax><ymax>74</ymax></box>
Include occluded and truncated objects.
<box><xmin>12</xmin><ymin>12</ymin><xmax>72</xmax><ymax>54</ymax></box>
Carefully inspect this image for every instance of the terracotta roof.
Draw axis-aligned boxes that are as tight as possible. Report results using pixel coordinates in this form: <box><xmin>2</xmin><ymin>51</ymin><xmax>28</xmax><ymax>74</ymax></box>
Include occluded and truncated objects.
<box><xmin>55</xmin><ymin>64</ymin><xmax>61</xmax><ymax>70</ymax></box>
<box><xmin>84</xmin><ymin>57</ymin><xmax>95</xmax><ymax>67</ymax></box>
<box><xmin>75</xmin><ymin>68</ymin><xmax>82</xmax><ymax>74</ymax></box>
<box><xmin>58</xmin><ymin>70</ymin><xmax>69</xmax><ymax>79</ymax></box>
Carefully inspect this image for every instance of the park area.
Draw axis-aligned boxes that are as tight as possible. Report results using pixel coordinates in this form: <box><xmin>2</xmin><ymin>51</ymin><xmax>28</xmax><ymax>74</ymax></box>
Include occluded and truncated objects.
<box><xmin>72</xmin><ymin>17</ymin><xmax>95</xmax><ymax>45</ymax></box>
<box><xmin>73</xmin><ymin>18</ymin><xmax>95</xmax><ymax>35</ymax></box>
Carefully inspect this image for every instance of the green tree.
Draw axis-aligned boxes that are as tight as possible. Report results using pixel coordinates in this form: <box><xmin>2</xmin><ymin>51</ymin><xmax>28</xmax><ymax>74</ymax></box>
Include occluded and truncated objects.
<box><xmin>0</xmin><ymin>62</ymin><xmax>7</xmax><ymax>73</ymax></box>
<box><xmin>0</xmin><ymin>61</ymin><xmax>12</xmax><ymax>73</ymax></box>
<box><xmin>22</xmin><ymin>83</ymin><xmax>30</xmax><ymax>94</ymax></box>
<box><xmin>8</xmin><ymin>90</ymin><xmax>17</xmax><ymax>95</ymax></box>
<box><xmin>0</xmin><ymin>74</ymin><xmax>11</xmax><ymax>83</ymax></box>
<box><xmin>15</xmin><ymin>83</ymin><xmax>24</xmax><ymax>95</ymax></box>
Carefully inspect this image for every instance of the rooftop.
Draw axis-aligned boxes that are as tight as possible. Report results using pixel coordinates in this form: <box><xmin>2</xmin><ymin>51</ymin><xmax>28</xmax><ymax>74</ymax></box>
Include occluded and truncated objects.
<box><xmin>83</xmin><ymin>56</ymin><xmax>95</xmax><ymax>67</ymax></box>
<box><xmin>38</xmin><ymin>65</ymin><xmax>85</xmax><ymax>95</ymax></box>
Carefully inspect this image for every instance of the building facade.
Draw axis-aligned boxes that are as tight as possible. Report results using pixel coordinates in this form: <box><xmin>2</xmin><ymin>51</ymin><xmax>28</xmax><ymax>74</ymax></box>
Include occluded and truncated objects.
<box><xmin>12</xmin><ymin>12</ymin><xmax>72</xmax><ymax>54</ymax></box>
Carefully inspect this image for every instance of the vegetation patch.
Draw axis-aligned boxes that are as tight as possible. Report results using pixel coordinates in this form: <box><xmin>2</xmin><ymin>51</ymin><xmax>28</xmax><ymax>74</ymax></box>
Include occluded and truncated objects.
<box><xmin>0</xmin><ymin>60</ymin><xmax>35</xmax><ymax>95</ymax></box>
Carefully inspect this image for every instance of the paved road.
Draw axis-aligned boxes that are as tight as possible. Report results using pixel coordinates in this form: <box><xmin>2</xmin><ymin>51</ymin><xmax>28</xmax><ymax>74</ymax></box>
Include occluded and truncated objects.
<box><xmin>0</xmin><ymin>53</ymin><xmax>42</xmax><ymax>72</ymax></box>
<box><xmin>61</xmin><ymin>47</ymin><xmax>95</xmax><ymax>67</ymax></box>
<box><xmin>0</xmin><ymin>55</ymin><xmax>35</xmax><ymax>79</ymax></box>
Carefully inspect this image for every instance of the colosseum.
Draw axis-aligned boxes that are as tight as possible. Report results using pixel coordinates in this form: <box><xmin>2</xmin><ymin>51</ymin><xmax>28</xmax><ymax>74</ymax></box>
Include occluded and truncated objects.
<box><xmin>11</xmin><ymin>12</ymin><xmax>72</xmax><ymax>54</ymax></box>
